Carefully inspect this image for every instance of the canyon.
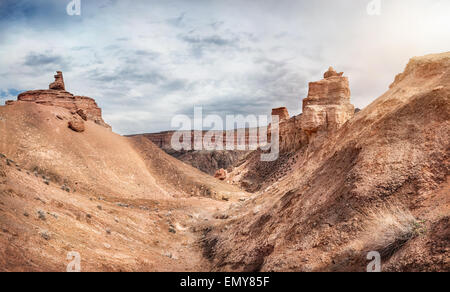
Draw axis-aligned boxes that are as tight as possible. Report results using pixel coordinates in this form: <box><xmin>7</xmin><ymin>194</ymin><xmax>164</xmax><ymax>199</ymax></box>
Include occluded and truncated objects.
<box><xmin>0</xmin><ymin>52</ymin><xmax>449</xmax><ymax>272</ymax></box>
<box><xmin>137</xmin><ymin>66</ymin><xmax>357</xmax><ymax>187</ymax></box>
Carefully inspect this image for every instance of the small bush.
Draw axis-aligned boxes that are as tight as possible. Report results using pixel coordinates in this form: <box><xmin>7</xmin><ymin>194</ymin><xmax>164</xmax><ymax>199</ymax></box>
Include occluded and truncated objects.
<box><xmin>361</xmin><ymin>203</ymin><xmax>420</xmax><ymax>259</ymax></box>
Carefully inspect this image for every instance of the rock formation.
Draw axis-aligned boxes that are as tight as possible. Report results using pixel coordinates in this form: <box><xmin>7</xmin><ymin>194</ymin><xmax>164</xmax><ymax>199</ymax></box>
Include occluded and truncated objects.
<box><xmin>272</xmin><ymin>67</ymin><xmax>355</xmax><ymax>154</ymax></box>
<box><xmin>0</xmin><ymin>52</ymin><xmax>448</xmax><ymax>272</ymax></box>
<box><xmin>49</xmin><ymin>71</ymin><xmax>65</xmax><ymax>91</ymax></box>
<box><xmin>301</xmin><ymin>68</ymin><xmax>354</xmax><ymax>135</ymax></box>
<box><xmin>76</xmin><ymin>109</ymin><xmax>88</xmax><ymax>121</ymax></box>
<box><xmin>271</xmin><ymin>107</ymin><xmax>290</xmax><ymax>121</ymax></box>
<box><xmin>204</xmin><ymin>52</ymin><xmax>450</xmax><ymax>272</ymax></box>
<box><xmin>214</xmin><ymin>168</ymin><xmax>227</xmax><ymax>180</ymax></box>
<box><xmin>226</xmin><ymin>67</ymin><xmax>356</xmax><ymax>192</ymax></box>
<box><xmin>130</xmin><ymin>131</ymin><xmax>252</xmax><ymax>175</ymax></box>
<box><xmin>7</xmin><ymin>72</ymin><xmax>110</xmax><ymax>129</ymax></box>
<box><xmin>277</xmin><ymin>115</ymin><xmax>305</xmax><ymax>153</ymax></box>
<box><xmin>0</xmin><ymin>89</ymin><xmax>246</xmax><ymax>272</ymax></box>
<box><xmin>140</xmin><ymin>68</ymin><xmax>356</xmax><ymax>173</ymax></box>
<box><xmin>68</xmin><ymin>120</ymin><xmax>85</xmax><ymax>132</ymax></box>
<box><xmin>323</xmin><ymin>66</ymin><xmax>344</xmax><ymax>78</ymax></box>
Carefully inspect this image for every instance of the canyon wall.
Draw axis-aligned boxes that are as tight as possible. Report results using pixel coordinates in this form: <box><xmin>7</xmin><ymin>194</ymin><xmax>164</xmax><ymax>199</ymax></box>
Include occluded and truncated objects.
<box><xmin>275</xmin><ymin>67</ymin><xmax>355</xmax><ymax>153</ymax></box>
<box><xmin>128</xmin><ymin>130</ymin><xmax>255</xmax><ymax>175</ymax></box>
<box><xmin>301</xmin><ymin>67</ymin><xmax>355</xmax><ymax>135</ymax></box>
<box><xmin>138</xmin><ymin>67</ymin><xmax>356</xmax><ymax>176</ymax></box>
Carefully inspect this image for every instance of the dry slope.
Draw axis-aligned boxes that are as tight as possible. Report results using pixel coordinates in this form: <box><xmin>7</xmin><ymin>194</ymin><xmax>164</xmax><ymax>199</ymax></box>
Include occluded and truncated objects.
<box><xmin>0</xmin><ymin>82</ymin><xmax>247</xmax><ymax>271</ymax></box>
<box><xmin>203</xmin><ymin>52</ymin><xmax>450</xmax><ymax>272</ymax></box>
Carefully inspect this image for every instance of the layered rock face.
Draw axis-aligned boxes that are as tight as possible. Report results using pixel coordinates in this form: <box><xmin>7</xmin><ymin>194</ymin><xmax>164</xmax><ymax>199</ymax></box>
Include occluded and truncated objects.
<box><xmin>49</xmin><ymin>71</ymin><xmax>65</xmax><ymax>90</ymax></box>
<box><xmin>140</xmin><ymin>67</ymin><xmax>356</xmax><ymax>175</ymax></box>
<box><xmin>68</xmin><ymin>120</ymin><xmax>85</xmax><ymax>133</ymax></box>
<box><xmin>301</xmin><ymin>67</ymin><xmax>355</xmax><ymax>135</ymax></box>
<box><xmin>278</xmin><ymin>115</ymin><xmax>305</xmax><ymax>153</ymax></box>
<box><xmin>137</xmin><ymin>129</ymin><xmax>261</xmax><ymax>151</ymax></box>
<box><xmin>228</xmin><ymin>67</ymin><xmax>356</xmax><ymax>191</ymax></box>
<box><xmin>271</xmin><ymin>107</ymin><xmax>290</xmax><ymax>121</ymax></box>
<box><xmin>7</xmin><ymin>72</ymin><xmax>110</xmax><ymax>129</ymax></box>
<box><xmin>130</xmin><ymin>131</ymin><xmax>253</xmax><ymax>175</ymax></box>
<box><xmin>274</xmin><ymin>67</ymin><xmax>354</xmax><ymax>154</ymax></box>
<box><xmin>205</xmin><ymin>52</ymin><xmax>450</xmax><ymax>272</ymax></box>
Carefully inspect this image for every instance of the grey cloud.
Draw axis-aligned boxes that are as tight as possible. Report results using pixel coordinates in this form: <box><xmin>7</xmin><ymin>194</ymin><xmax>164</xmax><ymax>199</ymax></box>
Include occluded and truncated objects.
<box><xmin>22</xmin><ymin>52</ymin><xmax>71</xmax><ymax>73</ymax></box>
<box><xmin>176</xmin><ymin>95</ymin><xmax>273</xmax><ymax>121</ymax></box>
<box><xmin>179</xmin><ymin>33</ymin><xmax>241</xmax><ymax>58</ymax></box>
<box><xmin>166</xmin><ymin>13</ymin><xmax>186</xmax><ymax>27</ymax></box>
<box><xmin>24</xmin><ymin>53</ymin><xmax>64</xmax><ymax>67</ymax></box>
<box><xmin>181</xmin><ymin>35</ymin><xmax>238</xmax><ymax>47</ymax></box>
<box><xmin>104</xmin><ymin>45</ymin><xmax>121</xmax><ymax>51</ymax></box>
<box><xmin>210</xmin><ymin>21</ymin><xmax>225</xmax><ymax>30</ymax></box>
<box><xmin>71</xmin><ymin>46</ymin><xmax>91</xmax><ymax>51</ymax></box>
<box><xmin>89</xmin><ymin>68</ymin><xmax>166</xmax><ymax>84</ymax></box>
<box><xmin>134</xmin><ymin>50</ymin><xmax>160</xmax><ymax>59</ymax></box>
<box><xmin>87</xmin><ymin>48</ymin><xmax>165</xmax><ymax>85</ymax></box>
<box><xmin>2</xmin><ymin>0</ymin><xmax>449</xmax><ymax>135</ymax></box>
<box><xmin>161</xmin><ymin>79</ymin><xmax>190</xmax><ymax>92</ymax></box>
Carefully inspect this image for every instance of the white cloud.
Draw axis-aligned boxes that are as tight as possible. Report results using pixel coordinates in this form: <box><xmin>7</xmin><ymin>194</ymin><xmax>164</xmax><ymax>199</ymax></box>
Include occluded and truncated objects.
<box><xmin>0</xmin><ymin>0</ymin><xmax>449</xmax><ymax>134</ymax></box>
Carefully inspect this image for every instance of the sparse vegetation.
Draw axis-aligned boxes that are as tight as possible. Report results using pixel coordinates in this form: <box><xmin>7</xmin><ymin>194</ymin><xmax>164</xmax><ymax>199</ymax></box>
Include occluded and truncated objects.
<box><xmin>61</xmin><ymin>185</ymin><xmax>70</xmax><ymax>192</ymax></box>
<box><xmin>39</xmin><ymin>231</ymin><xmax>50</xmax><ymax>241</ymax></box>
<box><xmin>361</xmin><ymin>203</ymin><xmax>422</xmax><ymax>259</ymax></box>
<box><xmin>0</xmin><ymin>52</ymin><xmax>448</xmax><ymax>272</ymax></box>
<box><xmin>37</xmin><ymin>210</ymin><xmax>46</xmax><ymax>221</ymax></box>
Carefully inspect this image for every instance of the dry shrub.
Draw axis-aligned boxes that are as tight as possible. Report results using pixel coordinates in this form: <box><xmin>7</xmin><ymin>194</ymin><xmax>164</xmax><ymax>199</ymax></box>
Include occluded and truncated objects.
<box><xmin>360</xmin><ymin>203</ymin><xmax>421</xmax><ymax>259</ymax></box>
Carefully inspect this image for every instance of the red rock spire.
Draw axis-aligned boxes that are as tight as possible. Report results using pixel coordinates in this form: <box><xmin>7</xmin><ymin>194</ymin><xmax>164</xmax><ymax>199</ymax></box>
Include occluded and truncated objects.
<box><xmin>49</xmin><ymin>71</ymin><xmax>65</xmax><ymax>91</ymax></box>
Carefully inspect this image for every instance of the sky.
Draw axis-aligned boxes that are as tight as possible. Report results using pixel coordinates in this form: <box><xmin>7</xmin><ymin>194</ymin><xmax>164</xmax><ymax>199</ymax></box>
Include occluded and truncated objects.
<box><xmin>0</xmin><ymin>0</ymin><xmax>449</xmax><ymax>134</ymax></box>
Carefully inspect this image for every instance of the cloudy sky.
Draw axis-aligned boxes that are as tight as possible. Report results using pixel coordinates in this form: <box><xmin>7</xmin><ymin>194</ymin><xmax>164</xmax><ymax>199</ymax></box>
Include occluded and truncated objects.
<box><xmin>0</xmin><ymin>0</ymin><xmax>449</xmax><ymax>134</ymax></box>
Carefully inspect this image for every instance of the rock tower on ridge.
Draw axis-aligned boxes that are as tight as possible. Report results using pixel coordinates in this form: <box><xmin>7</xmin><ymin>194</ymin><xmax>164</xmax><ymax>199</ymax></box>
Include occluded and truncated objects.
<box><xmin>323</xmin><ymin>66</ymin><xmax>344</xmax><ymax>79</ymax></box>
<box><xmin>301</xmin><ymin>67</ymin><xmax>355</xmax><ymax>135</ymax></box>
<box><xmin>49</xmin><ymin>71</ymin><xmax>65</xmax><ymax>91</ymax></box>
<box><xmin>6</xmin><ymin>71</ymin><xmax>110</xmax><ymax>129</ymax></box>
<box><xmin>271</xmin><ymin>107</ymin><xmax>290</xmax><ymax>121</ymax></box>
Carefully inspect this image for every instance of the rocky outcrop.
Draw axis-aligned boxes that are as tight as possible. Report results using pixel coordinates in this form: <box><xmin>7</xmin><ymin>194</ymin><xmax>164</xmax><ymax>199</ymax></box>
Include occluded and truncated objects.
<box><xmin>129</xmin><ymin>131</ymin><xmax>253</xmax><ymax>175</ymax></box>
<box><xmin>134</xmin><ymin>67</ymin><xmax>356</xmax><ymax>176</ymax></box>
<box><xmin>323</xmin><ymin>66</ymin><xmax>344</xmax><ymax>78</ymax></box>
<box><xmin>76</xmin><ymin>109</ymin><xmax>88</xmax><ymax>121</ymax></box>
<box><xmin>8</xmin><ymin>72</ymin><xmax>110</xmax><ymax>129</ymax></box>
<box><xmin>273</xmin><ymin>67</ymin><xmax>354</xmax><ymax>153</ymax></box>
<box><xmin>271</xmin><ymin>107</ymin><xmax>290</xmax><ymax>121</ymax></box>
<box><xmin>49</xmin><ymin>71</ymin><xmax>65</xmax><ymax>90</ymax></box>
<box><xmin>278</xmin><ymin>115</ymin><xmax>306</xmax><ymax>153</ymax></box>
<box><xmin>138</xmin><ymin>129</ymin><xmax>261</xmax><ymax>151</ymax></box>
<box><xmin>174</xmin><ymin>150</ymin><xmax>251</xmax><ymax>176</ymax></box>
<box><xmin>214</xmin><ymin>169</ymin><xmax>227</xmax><ymax>180</ymax></box>
<box><xmin>227</xmin><ymin>67</ymin><xmax>356</xmax><ymax>191</ymax></box>
<box><xmin>68</xmin><ymin>120</ymin><xmax>85</xmax><ymax>133</ymax></box>
<box><xmin>301</xmin><ymin>67</ymin><xmax>354</xmax><ymax>135</ymax></box>
<box><xmin>204</xmin><ymin>52</ymin><xmax>450</xmax><ymax>272</ymax></box>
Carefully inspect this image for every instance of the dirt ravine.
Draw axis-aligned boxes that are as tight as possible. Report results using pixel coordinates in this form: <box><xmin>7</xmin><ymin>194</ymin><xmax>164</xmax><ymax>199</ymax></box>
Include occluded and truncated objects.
<box><xmin>1</xmin><ymin>52</ymin><xmax>449</xmax><ymax>272</ymax></box>
<box><xmin>203</xmin><ymin>52</ymin><xmax>450</xmax><ymax>272</ymax></box>
<box><xmin>0</xmin><ymin>101</ymin><xmax>248</xmax><ymax>272</ymax></box>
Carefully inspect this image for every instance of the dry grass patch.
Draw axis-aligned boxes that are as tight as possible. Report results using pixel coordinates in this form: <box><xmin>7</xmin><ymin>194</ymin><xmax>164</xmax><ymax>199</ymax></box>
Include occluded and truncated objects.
<box><xmin>360</xmin><ymin>203</ymin><xmax>425</xmax><ymax>259</ymax></box>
